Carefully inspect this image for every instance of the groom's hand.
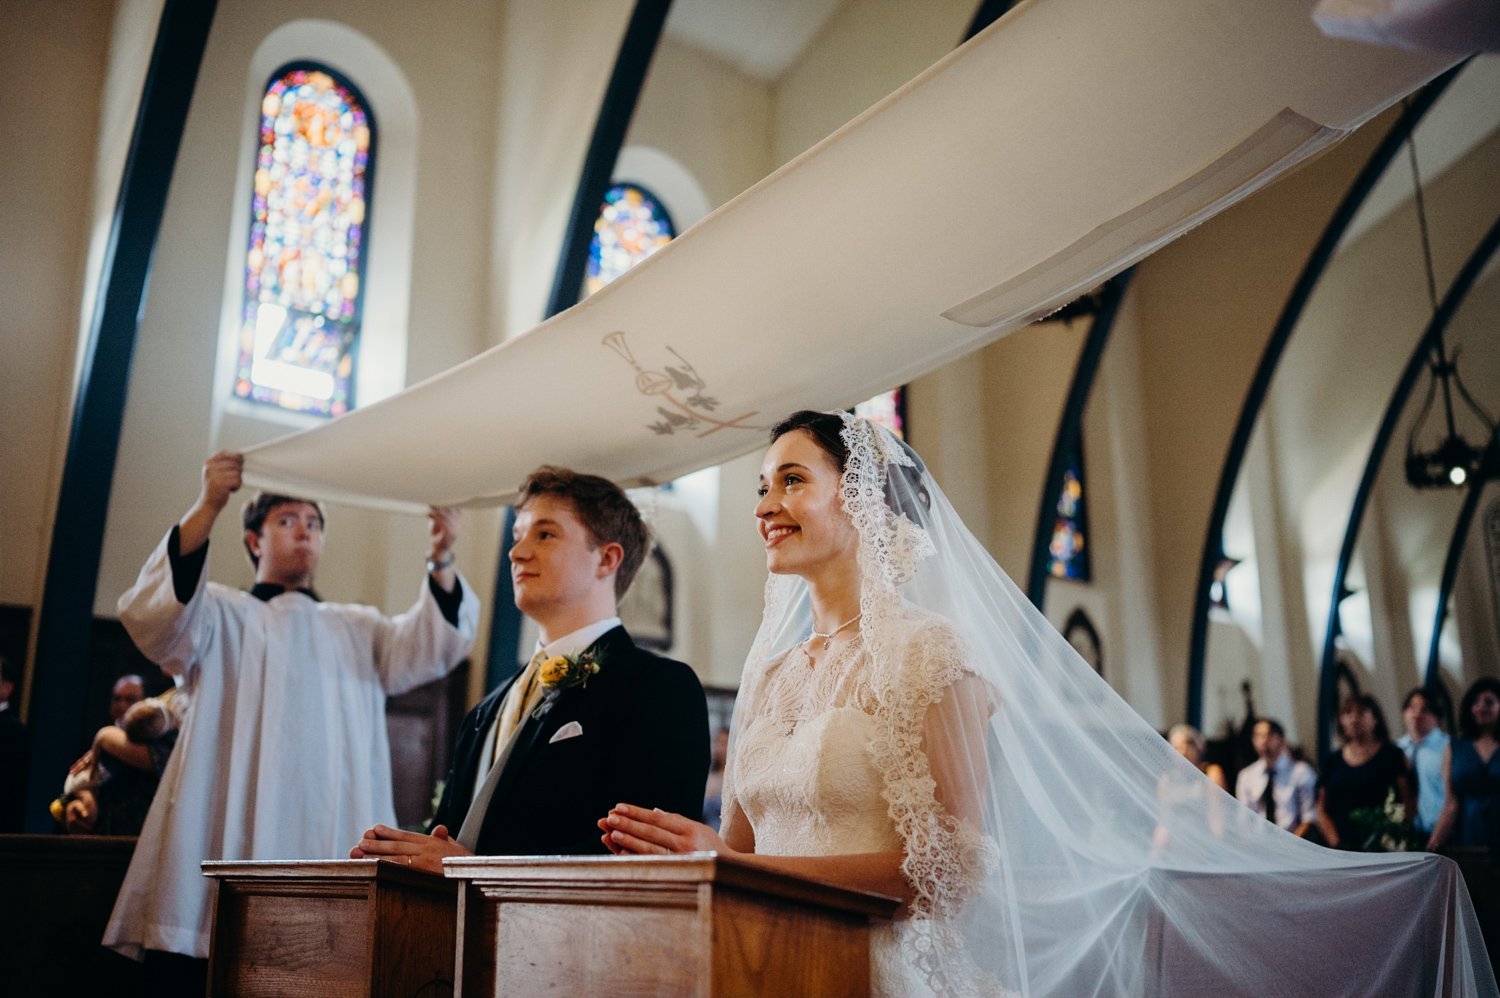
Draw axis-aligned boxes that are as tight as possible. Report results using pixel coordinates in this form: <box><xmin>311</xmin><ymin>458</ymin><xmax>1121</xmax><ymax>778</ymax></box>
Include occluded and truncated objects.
<box><xmin>349</xmin><ymin>823</ymin><xmax>472</xmax><ymax>874</ymax></box>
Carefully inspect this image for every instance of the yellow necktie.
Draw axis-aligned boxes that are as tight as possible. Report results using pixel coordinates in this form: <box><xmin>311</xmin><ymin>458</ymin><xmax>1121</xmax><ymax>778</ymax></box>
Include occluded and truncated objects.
<box><xmin>494</xmin><ymin>651</ymin><xmax>548</xmax><ymax>753</ymax></box>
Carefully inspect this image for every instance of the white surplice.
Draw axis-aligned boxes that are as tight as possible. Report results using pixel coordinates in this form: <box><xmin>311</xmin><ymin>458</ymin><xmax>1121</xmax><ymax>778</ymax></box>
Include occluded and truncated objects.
<box><xmin>103</xmin><ymin>530</ymin><xmax>479</xmax><ymax>959</ymax></box>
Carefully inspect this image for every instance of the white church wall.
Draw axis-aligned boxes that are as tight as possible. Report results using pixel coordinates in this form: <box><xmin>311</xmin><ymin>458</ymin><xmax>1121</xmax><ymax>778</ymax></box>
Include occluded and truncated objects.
<box><xmin>984</xmin><ymin>319</ymin><xmax>1090</xmax><ymax>577</ymax></box>
<box><xmin>489</xmin><ymin>0</ymin><xmax>633</xmax><ymax>347</ymax></box>
<box><xmin>1245</xmin><ymin>417</ymin><xmax>1319</xmax><ymax>744</ymax></box>
<box><xmin>0</xmin><ymin>0</ymin><xmax>147</xmax><ymax>610</ymax></box>
<box><xmin>1087</xmin><ymin>296</ymin><xmax>1171</xmax><ymax>726</ymax></box>
<box><xmin>627</xmin><ymin>38</ymin><xmax>773</xmax><ymax>215</ymax></box>
<box><xmin>707</xmin><ymin>450</ymin><xmax>771</xmax><ymax>687</ymax></box>
<box><xmin>770</xmin><ymin>0</ymin><xmax>975</xmax><ymax>170</ymax></box>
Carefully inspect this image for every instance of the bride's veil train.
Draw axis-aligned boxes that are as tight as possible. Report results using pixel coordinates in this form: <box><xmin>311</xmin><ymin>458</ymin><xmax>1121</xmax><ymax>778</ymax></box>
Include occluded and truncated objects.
<box><xmin>723</xmin><ymin>412</ymin><xmax>1495</xmax><ymax>997</ymax></box>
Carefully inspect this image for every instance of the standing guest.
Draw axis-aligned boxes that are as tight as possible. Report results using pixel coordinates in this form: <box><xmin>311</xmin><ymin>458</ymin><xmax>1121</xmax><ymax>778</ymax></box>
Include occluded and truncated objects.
<box><xmin>103</xmin><ymin>451</ymin><xmax>478</xmax><ymax>996</ymax></box>
<box><xmin>351</xmin><ymin>466</ymin><xmax>708</xmax><ymax>869</ymax></box>
<box><xmin>1157</xmin><ymin>724</ymin><xmax>1228</xmax><ymax>846</ymax></box>
<box><xmin>1168</xmin><ymin>723</ymin><xmax>1228</xmax><ymax>790</ymax></box>
<box><xmin>1317</xmin><ymin>694</ymin><xmax>1413</xmax><ymax>850</ymax></box>
<box><xmin>1234</xmin><ymin>718</ymin><xmax>1317</xmax><ymax>836</ymax></box>
<box><xmin>0</xmin><ymin>653</ymin><xmax>29</xmax><ymax>832</ymax></box>
<box><xmin>1428</xmin><ymin>677</ymin><xmax>1500</xmax><ymax>857</ymax></box>
<box><xmin>1397</xmin><ymin>687</ymin><xmax>1450</xmax><ymax>840</ymax></box>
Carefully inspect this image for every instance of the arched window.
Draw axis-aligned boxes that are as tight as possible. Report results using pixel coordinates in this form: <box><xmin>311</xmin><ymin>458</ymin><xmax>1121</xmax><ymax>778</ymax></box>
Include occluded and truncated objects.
<box><xmin>233</xmin><ymin>63</ymin><xmax>375</xmax><ymax>418</ymax></box>
<box><xmin>1048</xmin><ymin>446</ymin><xmax>1091</xmax><ymax>581</ymax></box>
<box><xmin>585</xmin><ymin>182</ymin><xmax>675</xmax><ymax>296</ymax></box>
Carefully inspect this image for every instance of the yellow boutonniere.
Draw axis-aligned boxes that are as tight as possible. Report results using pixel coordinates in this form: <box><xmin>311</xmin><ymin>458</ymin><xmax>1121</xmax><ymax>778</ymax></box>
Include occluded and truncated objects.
<box><xmin>537</xmin><ymin>649</ymin><xmax>602</xmax><ymax>691</ymax></box>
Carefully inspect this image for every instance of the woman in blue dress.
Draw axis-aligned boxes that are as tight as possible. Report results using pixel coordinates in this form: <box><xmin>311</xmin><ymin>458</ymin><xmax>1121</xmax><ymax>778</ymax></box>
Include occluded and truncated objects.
<box><xmin>1429</xmin><ymin>677</ymin><xmax>1500</xmax><ymax>856</ymax></box>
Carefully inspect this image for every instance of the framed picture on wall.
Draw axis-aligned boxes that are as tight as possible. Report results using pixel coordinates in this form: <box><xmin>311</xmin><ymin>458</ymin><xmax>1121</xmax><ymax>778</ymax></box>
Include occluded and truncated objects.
<box><xmin>619</xmin><ymin>546</ymin><xmax>673</xmax><ymax>651</ymax></box>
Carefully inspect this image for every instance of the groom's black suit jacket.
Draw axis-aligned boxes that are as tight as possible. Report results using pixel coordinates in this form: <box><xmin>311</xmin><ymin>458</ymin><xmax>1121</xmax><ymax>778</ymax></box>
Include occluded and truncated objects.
<box><xmin>430</xmin><ymin>625</ymin><xmax>710</xmax><ymax>856</ymax></box>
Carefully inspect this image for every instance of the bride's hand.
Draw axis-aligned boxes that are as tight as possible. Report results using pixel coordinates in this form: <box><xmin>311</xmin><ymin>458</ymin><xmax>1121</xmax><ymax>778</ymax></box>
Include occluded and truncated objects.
<box><xmin>598</xmin><ymin>802</ymin><xmax>732</xmax><ymax>857</ymax></box>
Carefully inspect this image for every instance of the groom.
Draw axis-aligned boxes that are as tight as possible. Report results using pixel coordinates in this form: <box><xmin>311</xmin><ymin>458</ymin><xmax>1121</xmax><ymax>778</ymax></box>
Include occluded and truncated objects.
<box><xmin>352</xmin><ymin>466</ymin><xmax>709</xmax><ymax>869</ymax></box>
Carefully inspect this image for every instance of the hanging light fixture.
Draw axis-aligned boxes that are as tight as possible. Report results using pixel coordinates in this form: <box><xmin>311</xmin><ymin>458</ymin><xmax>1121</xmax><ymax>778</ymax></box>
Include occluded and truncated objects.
<box><xmin>1402</xmin><ymin>118</ymin><xmax>1496</xmax><ymax>490</ymax></box>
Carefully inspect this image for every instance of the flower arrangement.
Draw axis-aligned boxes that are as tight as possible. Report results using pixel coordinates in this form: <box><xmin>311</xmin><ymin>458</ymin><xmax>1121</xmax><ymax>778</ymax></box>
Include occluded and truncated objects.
<box><xmin>1348</xmin><ymin>789</ymin><xmax>1421</xmax><ymax>852</ymax></box>
<box><xmin>537</xmin><ymin>649</ymin><xmax>602</xmax><ymax>691</ymax></box>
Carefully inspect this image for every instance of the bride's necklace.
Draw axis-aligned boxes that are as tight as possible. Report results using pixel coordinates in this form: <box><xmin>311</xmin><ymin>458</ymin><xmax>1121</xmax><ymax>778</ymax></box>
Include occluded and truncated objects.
<box><xmin>804</xmin><ymin>612</ymin><xmax>861</xmax><ymax>651</ymax></box>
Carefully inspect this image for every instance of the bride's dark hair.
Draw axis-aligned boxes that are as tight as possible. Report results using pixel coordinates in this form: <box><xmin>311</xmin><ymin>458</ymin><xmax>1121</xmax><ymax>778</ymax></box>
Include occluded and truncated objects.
<box><xmin>769</xmin><ymin>410</ymin><xmax>848</xmax><ymax>470</ymax></box>
<box><xmin>769</xmin><ymin>409</ymin><xmax>930</xmax><ymax>522</ymax></box>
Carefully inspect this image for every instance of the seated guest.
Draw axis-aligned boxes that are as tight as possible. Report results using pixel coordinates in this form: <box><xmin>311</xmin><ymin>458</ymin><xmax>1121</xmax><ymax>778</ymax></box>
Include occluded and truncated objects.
<box><xmin>352</xmin><ymin>466</ymin><xmax>709</xmax><ymax>870</ymax></box>
<box><xmin>55</xmin><ymin>689</ymin><xmax>186</xmax><ymax>835</ymax></box>
<box><xmin>1234</xmin><ymin>718</ymin><xmax>1316</xmax><ymax>836</ymax></box>
<box><xmin>103</xmin><ymin>450</ymin><xmax>478</xmax><ymax>995</ymax></box>
<box><xmin>1428</xmin><ymin>677</ymin><xmax>1500</xmax><ymax>857</ymax></box>
<box><xmin>0</xmin><ymin>653</ymin><xmax>28</xmax><ymax>832</ymax></box>
<box><xmin>108</xmin><ymin>673</ymin><xmax>146</xmax><ymax>723</ymax></box>
<box><xmin>1316</xmin><ymin>694</ymin><xmax>1413</xmax><ymax>850</ymax></box>
<box><xmin>53</xmin><ymin>674</ymin><xmax>153</xmax><ymax>831</ymax></box>
<box><xmin>1397</xmin><ymin>687</ymin><xmax>1449</xmax><ymax>840</ymax></box>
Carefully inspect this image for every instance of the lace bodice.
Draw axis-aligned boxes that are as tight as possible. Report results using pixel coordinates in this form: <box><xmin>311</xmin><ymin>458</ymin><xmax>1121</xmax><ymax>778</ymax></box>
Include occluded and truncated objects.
<box><xmin>727</xmin><ymin>609</ymin><xmax>1008</xmax><ymax>997</ymax></box>
<box><xmin>734</xmin><ymin>641</ymin><xmax>903</xmax><ymax>857</ymax></box>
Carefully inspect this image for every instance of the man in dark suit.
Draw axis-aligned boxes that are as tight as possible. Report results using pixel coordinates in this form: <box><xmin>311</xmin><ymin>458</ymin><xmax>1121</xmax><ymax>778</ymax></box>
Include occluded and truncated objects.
<box><xmin>352</xmin><ymin>466</ymin><xmax>709</xmax><ymax>868</ymax></box>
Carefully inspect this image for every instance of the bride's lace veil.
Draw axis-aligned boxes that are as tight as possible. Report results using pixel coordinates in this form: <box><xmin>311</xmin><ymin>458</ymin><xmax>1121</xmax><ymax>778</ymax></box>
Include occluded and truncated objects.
<box><xmin>722</xmin><ymin>411</ymin><xmax>1495</xmax><ymax>997</ymax></box>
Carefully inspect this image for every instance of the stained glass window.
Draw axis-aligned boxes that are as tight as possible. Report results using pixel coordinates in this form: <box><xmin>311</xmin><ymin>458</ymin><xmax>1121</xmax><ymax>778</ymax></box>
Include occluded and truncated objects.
<box><xmin>585</xmin><ymin>183</ymin><xmax>675</xmax><ymax>296</ymax></box>
<box><xmin>1048</xmin><ymin>447</ymin><xmax>1091</xmax><ymax>581</ymax></box>
<box><xmin>234</xmin><ymin>64</ymin><xmax>374</xmax><ymax>418</ymax></box>
<box><xmin>854</xmin><ymin>388</ymin><xmax>906</xmax><ymax>439</ymax></box>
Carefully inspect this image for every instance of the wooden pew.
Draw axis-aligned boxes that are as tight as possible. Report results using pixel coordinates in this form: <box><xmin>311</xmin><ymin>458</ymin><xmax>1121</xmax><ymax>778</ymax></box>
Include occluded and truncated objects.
<box><xmin>444</xmin><ymin>854</ymin><xmax>899</xmax><ymax>997</ymax></box>
<box><xmin>0</xmin><ymin>834</ymin><xmax>142</xmax><ymax>997</ymax></box>
<box><xmin>202</xmin><ymin>859</ymin><xmax>457</xmax><ymax>998</ymax></box>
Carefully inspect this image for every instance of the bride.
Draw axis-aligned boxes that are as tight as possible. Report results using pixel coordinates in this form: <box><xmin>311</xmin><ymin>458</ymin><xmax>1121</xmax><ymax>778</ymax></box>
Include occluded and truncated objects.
<box><xmin>601</xmin><ymin>410</ymin><xmax>1495</xmax><ymax>997</ymax></box>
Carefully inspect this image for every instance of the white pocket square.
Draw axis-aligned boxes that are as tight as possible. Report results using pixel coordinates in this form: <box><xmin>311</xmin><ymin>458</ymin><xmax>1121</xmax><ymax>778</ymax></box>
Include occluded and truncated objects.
<box><xmin>548</xmin><ymin>721</ymin><xmax>584</xmax><ymax>744</ymax></box>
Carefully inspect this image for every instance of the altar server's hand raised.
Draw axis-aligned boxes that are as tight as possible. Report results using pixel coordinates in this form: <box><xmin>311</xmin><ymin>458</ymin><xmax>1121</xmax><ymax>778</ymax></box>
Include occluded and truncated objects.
<box><xmin>598</xmin><ymin>803</ymin><xmax>733</xmax><ymax>857</ymax></box>
<box><xmin>349</xmin><ymin>822</ymin><xmax>471</xmax><ymax>874</ymax></box>
<box><xmin>199</xmin><ymin>450</ymin><xmax>245</xmax><ymax>513</ymax></box>
<box><xmin>426</xmin><ymin>506</ymin><xmax>461</xmax><ymax>591</ymax></box>
<box><xmin>427</xmin><ymin>506</ymin><xmax>461</xmax><ymax>560</ymax></box>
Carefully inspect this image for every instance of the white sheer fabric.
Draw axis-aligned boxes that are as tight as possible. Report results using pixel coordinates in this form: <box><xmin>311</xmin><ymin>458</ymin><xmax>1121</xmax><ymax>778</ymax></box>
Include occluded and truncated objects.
<box><xmin>721</xmin><ymin>412</ymin><xmax>1496</xmax><ymax>997</ymax></box>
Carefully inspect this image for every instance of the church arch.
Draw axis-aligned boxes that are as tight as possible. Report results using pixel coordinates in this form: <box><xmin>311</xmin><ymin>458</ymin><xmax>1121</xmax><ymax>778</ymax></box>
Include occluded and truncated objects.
<box><xmin>1316</xmin><ymin>214</ymin><xmax>1500</xmax><ymax>759</ymax></box>
<box><xmin>1185</xmin><ymin>72</ymin><xmax>1458</xmax><ymax>730</ymax></box>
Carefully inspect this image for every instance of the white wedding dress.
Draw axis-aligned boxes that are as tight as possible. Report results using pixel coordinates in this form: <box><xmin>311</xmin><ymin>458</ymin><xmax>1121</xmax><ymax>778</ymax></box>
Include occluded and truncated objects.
<box><xmin>729</xmin><ymin>605</ymin><xmax>1010</xmax><ymax>997</ymax></box>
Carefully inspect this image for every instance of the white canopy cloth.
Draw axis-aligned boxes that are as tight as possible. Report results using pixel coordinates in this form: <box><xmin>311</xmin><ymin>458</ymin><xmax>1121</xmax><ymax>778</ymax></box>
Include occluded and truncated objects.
<box><xmin>242</xmin><ymin>0</ymin><xmax>1460</xmax><ymax>510</ymax></box>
